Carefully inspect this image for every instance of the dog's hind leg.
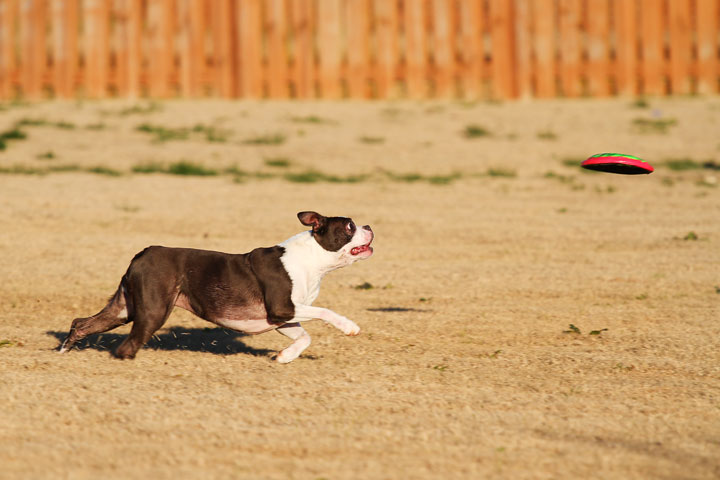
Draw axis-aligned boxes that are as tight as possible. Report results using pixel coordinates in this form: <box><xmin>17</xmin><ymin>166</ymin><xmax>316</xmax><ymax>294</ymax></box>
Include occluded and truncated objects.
<box><xmin>60</xmin><ymin>285</ymin><xmax>128</xmax><ymax>353</ymax></box>
<box><xmin>275</xmin><ymin>323</ymin><xmax>312</xmax><ymax>363</ymax></box>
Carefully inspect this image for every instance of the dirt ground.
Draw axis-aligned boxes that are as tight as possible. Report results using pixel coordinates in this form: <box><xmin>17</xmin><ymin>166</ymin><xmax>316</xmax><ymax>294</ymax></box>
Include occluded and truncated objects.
<box><xmin>1</xmin><ymin>97</ymin><xmax>719</xmax><ymax>479</ymax></box>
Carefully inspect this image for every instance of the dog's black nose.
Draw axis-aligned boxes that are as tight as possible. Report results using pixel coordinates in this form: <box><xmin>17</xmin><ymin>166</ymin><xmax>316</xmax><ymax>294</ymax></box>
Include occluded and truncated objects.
<box><xmin>363</xmin><ymin>225</ymin><xmax>372</xmax><ymax>232</ymax></box>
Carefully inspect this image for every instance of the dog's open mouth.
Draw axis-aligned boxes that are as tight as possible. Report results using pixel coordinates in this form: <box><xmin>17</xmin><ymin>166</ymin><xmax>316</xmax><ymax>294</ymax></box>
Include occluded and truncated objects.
<box><xmin>351</xmin><ymin>238</ymin><xmax>373</xmax><ymax>256</ymax></box>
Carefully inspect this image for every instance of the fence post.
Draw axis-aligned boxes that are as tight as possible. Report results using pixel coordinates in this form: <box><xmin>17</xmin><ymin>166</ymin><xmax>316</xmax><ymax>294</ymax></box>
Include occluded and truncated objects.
<box><xmin>640</xmin><ymin>0</ymin><xmax>664</xmax><ymax>95</ymax></box>
<box><xmin>586</xmin><ymin>0</ymin><xmax>609</xmax><ymax>96</ymax></box>
<box><xmin>696</xmin><ymin>0</ymin><xmax>718</xmax><ymax>95</ymax></box>
<box><xmin>0</xmin><ymin>0</ymin><xmax>18</xmax><ymax>99</ymax></box>
<box><xmin>489</xmin><ymin>0</ymin><xmax>516</xmax><ymax>99</ymax></box>
<box><xmin>668</xmin><ymin>0</ymin><xmax>691</xmax><ymax>94</ymax></box>
<box><xmin>346</xmin><ymin>0</ymin><xmax>369</xmax><ymax>98</ymax></box>
<box><xmin>431</xmin><ymin>0</ymin><xmax>455</xmax><ymax>98</ymax></box>
<box><xmin>317</xmin><ymin>0</ymin><xmax>341</xmax><ymax>98</ymax></box>
<box><xmin>614</xmin><ymin>0</ymin><xmax>638</xmax><ymax>96</ymax></box>
<box><xmin>405</xmin><ymin>0</ymin><xmax>427</xmax><ymax>98</ymax></box>
<box><xmin>21</xmin><ymin>0</ymin><xmax>46</xmax><ymax>99</ymax></box>
<box><xmin>84</xmin><ymin>0</ymin><xmax>109</xmax><ymax>98</ymax></box>
<box><xmin>373</xmin><ymin>0</ymin><xmax>398</xmax><ymax>98</ymax></box>
<box><xmin>266</xmin><ymin>0</ymin><xmax>288</xmax><ymax>98</ymax></box>
<box><xmin>457</xmin><ymin>0</ymin><xmax>482</xmax><ymax>99</ymax></box>
<box><xmin>148</xmin><ymin>0</ymin><xmax>173</xmax><ymax>97</ymax></box>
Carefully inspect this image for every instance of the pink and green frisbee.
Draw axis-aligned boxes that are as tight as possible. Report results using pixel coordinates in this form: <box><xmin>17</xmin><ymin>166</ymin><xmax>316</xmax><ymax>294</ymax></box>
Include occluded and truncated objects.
<box><xmin>581</xmin><ymin>153</ymin><xmax>654</xmax><ymax>175</ymax></box>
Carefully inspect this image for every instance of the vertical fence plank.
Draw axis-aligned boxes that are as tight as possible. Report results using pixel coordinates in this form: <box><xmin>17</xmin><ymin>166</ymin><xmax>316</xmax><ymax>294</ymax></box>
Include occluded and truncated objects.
<box><xmin>668</xmin><ymin>0</ymin><xmax>691</xmax><ymax>94</ymax></box>
<box><xmin>114</xmin><ymin>0</ymin><xmax>143</xmax><ymax>97</ymax></box>
<box><xmin>0</xmin><ymin>0</ymin><xmax>19</xmax><ymax>98</ymax></box>
<box><xmin>237</xmin><ymin>0</ymin><xmax>262</xmax><ymax>97</ymax></box>
<box><xmin>290</xmin><ymin>0</ymin><xmax>314</xmax><ymax>98</ymax></box>
<box><xmin>489</xmin><ymin>0</ymin><xmax>516</xmax><ymax>98</ymax></box>
<box><xmin>457</xmin><ymin>0</ymin><xmax>482</xmax><ymax>98</ymax></box>
<box><xmin>213</xmin><ymin>0</ymin><xmax>234</xmax><ymax>97</ymax></box>
<box><xmin>614</xmin><ymin>0</ymin><xmax>638</xmax><ymax>96</ymax></box>
<box><xmin>533</xmin><ymin>0</ymin><xmax>556</xmax><ymax>98</ymax></box>
<box><xmin>431</xmin><ymin>0</ymin><xmax>454</xmax><ymax>97</ymax></box>
<box><xmin>514</xmin><ymin>0</ymin><xmax>532</xmax><ymax>98</ymax></box>
<box><xmin>182</xmin><ymin>0</ymin><xmax>205</xmax><ymax>96</ymax></box>
<box><xmin>317</xmin><ymin>0</ymin><xmax>341</xmax><ymax>98</ymax></box>
<box><xmin>586</xmin><ymin>0</ymin><xmax>609</xmax><ymax>96</ymax></box>
<box><xmin>148</xmin><ymin>0</ymin><xmax>173</xmax><ymax>97</ymax></box>
<box><xmin>696</xmin><ymin>0</ymin><xmax>718</xmax><ymax>94</ymax></box>
<box><xmin>640</xmin><ymin>0</ymin><xmax>664</xmax><ymax>95</ymax></box>
<box><xmin>374</xmin><ymin>0</ymin><xmax>397</xmax><ymax>98</ymax></box>
<box><xmin>126</xmin><ymin>0</ymin><xmax>142</xmax><ymax>97</ymax></box>
<box><xmin>405</xmin><ymin>0</ymin><xmax>427</xmax><ymax>97</ymax></box>
<box><xmin>85</xmin><ymin>0</ymin><xmax>109</xmax><ymax>97</ymax></box>
<box><xmin>52</xmin><ymin>0</ymin><xmax>77</xmax><ymax>97</ymax></box>
<box><xmin>21</xmin><ymin>0</ymin><xmax>46</xmax><ymax>98</ymax></box>
<box><xmin>346</xmin><ymin>0</ymin><xmax>369</xmax><ymax>98</ymax></box>
<box><xmin>558</xmin><ymin>0</ymin><xmax>581</xmax><ymax>97</ymax></box>
<box><xmin>266</xmin><ymin>0</ymin><xmax>288</xmax><ymax>98</ymax></box>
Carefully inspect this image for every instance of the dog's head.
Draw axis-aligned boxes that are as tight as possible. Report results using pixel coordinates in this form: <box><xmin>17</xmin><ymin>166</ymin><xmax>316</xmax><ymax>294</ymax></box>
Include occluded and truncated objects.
<box><xmin>297</xmin><ymin>211</ymin><xmax>374</xmax><ymax>265</ymax></box>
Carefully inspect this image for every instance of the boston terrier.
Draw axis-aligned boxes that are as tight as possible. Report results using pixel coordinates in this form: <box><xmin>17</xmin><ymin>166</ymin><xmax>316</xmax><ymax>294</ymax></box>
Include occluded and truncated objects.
<box><xmin>59</xmin><ymin>211</ymin><xmax>374</xmax><ymax>363</ymax></box>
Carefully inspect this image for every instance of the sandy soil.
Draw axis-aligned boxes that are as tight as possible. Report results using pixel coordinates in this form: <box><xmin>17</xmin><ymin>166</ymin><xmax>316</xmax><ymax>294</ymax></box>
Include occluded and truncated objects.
<box><xmin>1</xmin><ymin>98</ymin><xmax>719</xmax><ymax>479</ymax></box>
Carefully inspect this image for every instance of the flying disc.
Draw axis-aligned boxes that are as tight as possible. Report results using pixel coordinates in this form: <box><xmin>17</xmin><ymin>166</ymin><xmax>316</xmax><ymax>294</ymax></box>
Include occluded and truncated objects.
<box><xmin>581</xmin><ymin>153</ymin><xmax>654</xmax><ymax>175</ymax></box>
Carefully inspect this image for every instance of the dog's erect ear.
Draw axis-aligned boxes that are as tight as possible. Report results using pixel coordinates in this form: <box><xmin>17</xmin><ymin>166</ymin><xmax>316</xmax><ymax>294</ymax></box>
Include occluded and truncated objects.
<box><xmin>297</xmin><ymin>211</ymin><xmax>326</xmax><ymax>231</ymax></box>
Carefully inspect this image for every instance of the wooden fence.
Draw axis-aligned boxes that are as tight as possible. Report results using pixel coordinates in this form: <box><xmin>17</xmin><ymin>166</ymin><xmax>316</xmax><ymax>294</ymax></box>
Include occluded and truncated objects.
<box><xmin>0</xmin><ymin>0</ymin><xmax>719</xmax><ymax>100</ymax></box>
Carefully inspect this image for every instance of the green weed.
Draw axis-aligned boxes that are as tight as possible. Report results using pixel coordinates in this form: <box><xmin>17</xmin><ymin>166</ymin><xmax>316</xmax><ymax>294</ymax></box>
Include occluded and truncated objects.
<box><xmin>87</xmin><ymin>166</ymin><xmax>122</xmax><ymax>177</ymax></box>
<box><xmin>0</xmin><ymin>127</ymin><xmax>28</xmax><ymax>149</ymax></box>
<box><xmin>486</xmin><ymin>168</ymin><xmax>516</xmax><ymax>178</ymax></box>
<box><xmin>167</xmin><ymin>161</ymin><xmax>218</xmax><ymax>176</ymax></box>
<box><xmin>36</xmin><ymin>151</ymin><xmax>56</xmax><ymax>160</ymax></box>
<box><xmin>242</xmin><ymin>133</ymin><xmax>286</xmax><ymax>145</ymax></box>
<box><xmin>632</xmin><ymin>117</ymin><xmax>677</xmax><ymax>134</ymax></box>
<box><xmin>290</xmin><ymin>115</ymin><xmax>335</xmax><ymax>124</ymax></box>
<box><xmin>354</xmin><ymin>282</ymin><xmax>374</xmax><ymax>290</ymax></box>
<box><xmin>683</xmin><ymin>231</ymin><xmax>699</xmax><ymax>241</ymax></box>
<box><xmin>663</xmin><ymin>158</ymin><xmax>705</xmax><ymax>171</ymax></box>
<box><xmin>284</xmin><ymin>170</ymin><xmax>367</xmax><ymax>184</ymax></box>
<box><xmin>131</xmin><ymin>162</ymin><xmax>165</xmax><ymax>174</ymax></box>
<box><xmin>563</xmin><ymin>324</ymin><xmax>581</xmax><ymax>334</ymax></box>
<box><xmin>136</xmin><ymin>123</ymin><xmax>190</xmax><ymax>142</ymax></box>
<box><xmin>463</xmin><ymin>124</ymin><xmax>492</xmax><ymax>138</ymax></box>
<box><xmin>537</xmin><ymin>130</ymin><xmax>557</xmax><ymax>141</ymax></box>
<box><xmin>631</xmin><ymin>98</ymin><xmax>650</xmax><ymax>109</ymax></box>
<box><xmin>358</xmin><ymin>136</ymin><xmax>385</xmax><ymax>144</ymax></box>
<box><xmin>264</xmin><ymin>157</ymin><xmax>292</xmax><ymax>168</ymax></box>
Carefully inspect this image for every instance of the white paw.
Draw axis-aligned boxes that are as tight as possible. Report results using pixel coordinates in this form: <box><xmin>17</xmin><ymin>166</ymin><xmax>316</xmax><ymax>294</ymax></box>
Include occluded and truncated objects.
<box><xmin>339</xmin><ymin>318</ymin><xmax>361</xmax><ymax>336</ymax></box>
<box><xmin>276</xmin><ymin>348</ymin><xmax>299</xmax><ymax>364</ymax></box>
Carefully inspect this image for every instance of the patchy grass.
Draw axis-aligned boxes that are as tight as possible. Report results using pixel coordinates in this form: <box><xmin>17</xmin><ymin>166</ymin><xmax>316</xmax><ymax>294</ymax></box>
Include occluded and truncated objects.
<box><xmin>537</xmin><ymin>130</ymin><xmax>558</xmax><ymax>141</ymax></box>
<box><xmin>358</xmin><ymin>136</ymin><xmax>385</xmax><ymax>144</ymax></box>
<box><xmin>192</xmin><ymin>124</ymin><xmax>231</xmax><ymax>143</ymax></box>
<box><xmin>284</xmin><ymin>170</ymin><xmax>368</xmax><ymax>184</ymax></box>
<box><xmin>85</xmin><ymin>123</ymin><xmax>107</xmax><ymax>131</ymax></box>
<box><xmin>264</xmin><ymin>157</ymin><xmax>292</xmax><ymax>168</ymax></box>
<box><xmin>663</xmin><ymin>158</ymin><xmax>706</xmax><ymax>171</ymax></box>
<box><xmin>632</xmin><ymin>117</ymin><xmax>677</xmax><ymax>134</ymax></box>
<box><xmin>354</xmin><ymin>282</ymin><xmax>374</xmax><ymax>290</ymax></box>
<box><xmin>486</xmin><ymin>168</ymin><xmax>516</xmax><ymax>178</ymax></box>
<box><xmin>631</xmin><ymin>98</ymin><xmax>650</xmax><ymax>109</ymax></box>
<box><xmin>36</xmin><ymin>151</ymin><xmax>56</xmax><ymax>160</ymax></box>
<box><xmin>242</xmin><ymin>133</ymin><xmax>286</xmax><ymax>146</ymax></box>
<box><xmin>289</xmin><ymin>115</ymin><xmax>335</xmax><ymax>125</ymax></box>
<box><xmin>463</xmin><ymin>124</ymin><xmax>492</xmax><ymax>139</ymax></box>
<box><xmin>87</xmin><ymin>166</ymin><xmax>123</xmax><ymax>177</ymax></box>
<box><xmin>15</xmin><ymin>118</ymin><xmax>76</xmax><ymax>129</ymax></box>
<box><xmin>136</xmin><ymin>123</ymin><xmax>190</xmax><ymax>142</ymax></box>
<box><xmin>0</xmin><ymin>127</ymin><xmax>27</xmax><ymax>150</ymax></box>
<box><xmin>167</xmin><ymin>161</ymin><xmax>218</xmax><ymax>176</ymax></box>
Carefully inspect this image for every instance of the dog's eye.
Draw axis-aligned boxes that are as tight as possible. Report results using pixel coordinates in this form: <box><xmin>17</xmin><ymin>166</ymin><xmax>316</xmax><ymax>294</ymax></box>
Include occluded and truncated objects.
<box><xmin>346</xmin><ymin>222</ymin><xmax>355</xmax><ymax>234</ymax></box>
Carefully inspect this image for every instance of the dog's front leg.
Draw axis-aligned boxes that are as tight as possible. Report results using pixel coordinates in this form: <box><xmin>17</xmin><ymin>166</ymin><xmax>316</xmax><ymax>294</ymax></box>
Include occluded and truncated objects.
<box><xmin>275</xmin><ymin>323</ymin><xmax>311</xmax><ymax>363</ymax></box>
<box><xmin>293</xmin><ymin>305</ymin><xmax>360</xmax><ymax>336</ymax></box>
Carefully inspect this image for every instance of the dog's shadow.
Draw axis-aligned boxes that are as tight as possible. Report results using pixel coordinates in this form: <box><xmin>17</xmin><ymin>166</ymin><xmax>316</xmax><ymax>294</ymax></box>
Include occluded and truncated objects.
<box><xmin>46</xmin><ymin>327</ymin><xmax>275</xmax><ymax>358</ymax></box>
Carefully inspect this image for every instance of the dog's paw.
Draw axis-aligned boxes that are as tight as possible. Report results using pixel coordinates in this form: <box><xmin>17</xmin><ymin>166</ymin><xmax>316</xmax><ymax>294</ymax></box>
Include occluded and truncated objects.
<box><xmin>339</xmin><ymin>318</ymin><xmax>361</xmax><ymax>336</ymax></box>
<box><xmin>276</xmin><ymin>349</ymin><xmax>298</xmax><ymax>364</ymax></box>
